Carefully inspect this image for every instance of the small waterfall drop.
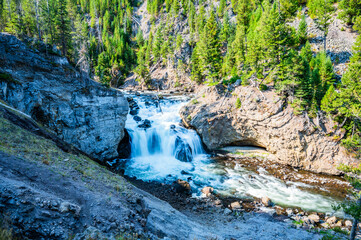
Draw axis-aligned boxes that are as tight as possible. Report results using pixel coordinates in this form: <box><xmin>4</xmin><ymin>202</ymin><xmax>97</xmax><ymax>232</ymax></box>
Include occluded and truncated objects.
<box><xmin>121</xmin><ymin>94</ymin><xmax>341</xmax><ymax>214</ymax></box>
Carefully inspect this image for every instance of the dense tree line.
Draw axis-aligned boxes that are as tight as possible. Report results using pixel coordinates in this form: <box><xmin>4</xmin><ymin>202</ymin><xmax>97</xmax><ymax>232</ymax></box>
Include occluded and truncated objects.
<box><xmin>0</xmin><ymin>0</ymin><xmax>360</xmax><ymax>155</ymax></box>
<box><xmin>0</xmin><ymin>0</ymin><xmax>137</xmax><ymax>86</ymax></box>
<box><xmin>136</xmin><ymin>0</ymin><xmax>360</xmax><ymax>156</ymax></box>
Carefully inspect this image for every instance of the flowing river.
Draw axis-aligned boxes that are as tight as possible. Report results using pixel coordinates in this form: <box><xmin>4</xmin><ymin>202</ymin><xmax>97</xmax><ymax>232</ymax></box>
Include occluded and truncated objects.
<box><xmin>117</xmin><ymin>94</ymin><xmax>342</xmax><ymax>214</ymax></box>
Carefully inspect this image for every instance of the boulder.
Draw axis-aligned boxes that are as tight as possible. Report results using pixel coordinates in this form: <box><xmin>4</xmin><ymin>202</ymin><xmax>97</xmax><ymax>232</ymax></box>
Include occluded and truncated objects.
<box><xmin>138</xmin><ymin>119</ymin><xmax>151</xmax><ymax>129</ymax></box>
<box><xmin>214</xmin><ymin>200</ymin><xmax>222</xmax><ymax>206</ymax></box>
<box><xmin>261</xmin><ymin>197</ymin><xmax>273</xmax><ymax>207</ymax></box>
<box><xmin>173</xmin><ymin>179</ymin><xmax>191</xmax><ymax>194</ymax></box>
<box><xmin>230</xmin><ymin>201</ymin><xmax>241</xmax><ymax>210</ymax></box>
<box><xmin>201</xmin><ymin>187</ymin><xmax>214</xmax><ymax>195</ymax></box>
<box><xmin>326</xmin><ymin>216</ymin><xmax>337</xmax><ymax>225</ymax></box>
<box><xmin>224</xmin><ymin>208</ymin><xmax>232</xmax><ymax>215</ymax></box>
<box><xmin>173</xmin><ymin>136</ymin><xmax>193</xmax><ymax>162</ymax></box>
<box><xmin>179</xmin><ymin>86</ymin><xmax>357</xmax><ymax>174</ymax></box>
<box><xmin>335</xmin><ymin>221</ymin><xmax>343</xmax><ymax>227</ymax></box>
<box><xmin>129</xmin><ymin>109</ymin><xmax>139</xmax><ymax>116</ymax></box>
<box><xmin>307</xmin><ymin>214</ymin><xmax>320</xmax><ymax>223</ymax></box>
<box><xmin>133</xmin><ymin>115</ymin><xmax>142</xmax><ymax>122</ymax></box>
<box><xmin>0</xmin><ymin>33</ymin><xmax>128</xmax><ymax>161</ymax></box>
<box><xmin>345</xmin><ymin>220</ymin><xmax>353</xmax><ymax>227</ymax></box>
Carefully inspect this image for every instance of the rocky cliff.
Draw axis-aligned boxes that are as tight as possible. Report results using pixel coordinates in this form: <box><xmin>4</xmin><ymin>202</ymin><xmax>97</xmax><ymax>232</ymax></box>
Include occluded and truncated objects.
<box><xmin>0</xmin><ymin>33</ymin><xmax>128</xmax><ymax>161</ymax></box>
<box><xmin>180</xmin><ymin>85</ymin><xmax>357</xmax><ymax>175</ymax></box>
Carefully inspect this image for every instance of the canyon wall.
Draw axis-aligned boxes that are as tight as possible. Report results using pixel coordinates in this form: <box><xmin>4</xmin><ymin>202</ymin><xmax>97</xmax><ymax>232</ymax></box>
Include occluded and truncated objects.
<box><xmin>0</xmin><ymin>33</ymin><xmax>128</xmax><ymax>161</ymax></box>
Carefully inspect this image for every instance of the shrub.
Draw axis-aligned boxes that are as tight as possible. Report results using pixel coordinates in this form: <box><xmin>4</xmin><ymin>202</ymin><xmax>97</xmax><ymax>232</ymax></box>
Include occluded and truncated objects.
<box><xmin>259</xmin><ymin>84</ymin><xmax>268</xmax><ymax>91</ymax></box>
<box><xmin>191</xmin><ymin>98</ymin><xmax>198</xmax><ymax>104</ymax></box>
<box><xmin>235</xmin><ymin>98</ymin><xmax>241</xmax><ymax>109</ymax></box>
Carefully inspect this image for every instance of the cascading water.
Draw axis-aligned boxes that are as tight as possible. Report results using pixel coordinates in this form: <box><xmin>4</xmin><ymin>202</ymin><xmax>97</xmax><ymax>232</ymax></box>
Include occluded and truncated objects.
<box><xmin>120</xmin><ymin>94</ymin><xmax>340</xmax><ymax>214</ymax></box>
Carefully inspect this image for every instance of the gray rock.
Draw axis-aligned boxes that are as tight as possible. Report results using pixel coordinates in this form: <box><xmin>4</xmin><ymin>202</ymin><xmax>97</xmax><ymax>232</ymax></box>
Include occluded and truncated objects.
<box><xmin>307</xmin><ymin>214</ymin><xmax>320</xmax><ymax>223</ymax></box>
<box><xmin>138</xmin><ymin>119</ymin><xmax>152</xmax><ymax>129</ymax></box>
<box><xmin>173</xmin><ymin>136</ymin><xmax>193</xmax><ymax>162</ymax></box>
<box><xmin>0</xmin><ymin>33</ymin><xmax>128</xmax><ymax>161</ymax></box>
<box><xmin>261</xmin><ymin>197</ymin><xmax>273</xmax><ymax>207</ymax></box>
<box><xmin>173</xmin><ymin>179</ymin><xmax>191</xmax><ymax>194</ymax></box>
<box><xmin>180</xmin><ymin>86</ymin><xmax>358</xmax><ymax>175</ymax></box>
<box><xmin>201</xmin><ymin>187</ymin><xmax>213</xmax><ymax>195</ymax></box>
<box><xmin>230</xmin><ymin>201</ymin><xmax>241</xmax><ymax>210</ymax></box>
<box><xmin>326</xmin><ymin>216</ymin><xmax>337</xmax><ymax>225</ymax></box>
<box><xmin>223</xmin><ymin>208</ymin><xmax>232</xmax><ymax>215</ymax></box>
<box><xmin>345</xmin><ymin>220</ymin><xmax>353</xmax><ymax>227</ymax></box>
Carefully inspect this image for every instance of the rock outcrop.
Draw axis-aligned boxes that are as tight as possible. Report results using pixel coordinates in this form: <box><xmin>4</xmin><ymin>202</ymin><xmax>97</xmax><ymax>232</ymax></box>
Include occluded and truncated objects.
<box><xmin>0</xmin><ymin>33</ymin><xmax>128</xmax><ymax>161</ymax></box>
<box><xmin>180</xmin><ymin>85</ymin><xmax>357</xmax><ymax>175</ymax></box>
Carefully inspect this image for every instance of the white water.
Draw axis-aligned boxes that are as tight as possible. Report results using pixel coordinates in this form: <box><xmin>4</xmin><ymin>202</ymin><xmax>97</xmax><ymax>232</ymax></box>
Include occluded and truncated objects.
<box><xmin>122</xmin><ymin>95</ymin><xmax>339</xmax><ymax>213</ymax></box>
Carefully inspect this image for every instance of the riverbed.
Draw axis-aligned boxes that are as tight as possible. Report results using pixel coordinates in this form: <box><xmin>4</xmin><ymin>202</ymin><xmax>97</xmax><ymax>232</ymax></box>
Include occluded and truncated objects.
<box><xmin>112</xmin><ymin>93</ymin><xmax>348</xmax><ymax>214</ymax></box>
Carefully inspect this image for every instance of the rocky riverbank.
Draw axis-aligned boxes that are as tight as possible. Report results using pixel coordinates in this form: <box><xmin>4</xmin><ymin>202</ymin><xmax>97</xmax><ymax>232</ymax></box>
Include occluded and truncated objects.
<box><xmin>111</xmin><ymin>159</ymin><xmax>351</xmax><ymax>239</ymax></box>
<box><xmin>180</xmin><ymin>85</ymin><xmax>358</xmax><ymax>175</ymax></box>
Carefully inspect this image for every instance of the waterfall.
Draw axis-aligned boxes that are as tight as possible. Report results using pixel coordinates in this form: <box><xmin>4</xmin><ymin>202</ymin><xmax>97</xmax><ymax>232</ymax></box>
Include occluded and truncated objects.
<box><xmin>121</xmin><ymin>94</ymin><xmax>341</xmax><ymax>214</ymax></box>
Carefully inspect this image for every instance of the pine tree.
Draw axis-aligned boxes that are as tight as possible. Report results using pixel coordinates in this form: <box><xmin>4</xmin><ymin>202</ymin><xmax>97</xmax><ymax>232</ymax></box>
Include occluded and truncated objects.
<box><xmin>199</xmin><ymin>9</ymin><xmax>222</xmax><ymax>82</ymax></box>
<box><xmin>276</xmin><ymin>49</ymin><xmax>305</xmax><ymax>100</ymax></box>
<box><xmin>153</xmin><ymin>27</ymin><xmax>162</xmax><ymax>60</ymax></box>
<box><xmin>338</xmin><ymin>0</ymin><xmax>361</xmax><ymax>26</ymax></box>
<box><xmin>165</xmin><ymin>0</ymin><xmax>172</xmax><ymax>13</ymax></box>
<box><xmin>297</xmin><ymin>14</ymin><xmax>307</xmax><ymax>45</ymax></box>
<box><xmin>217</xmin><ymin>0</ymin><xmax>226</xmax><ymax>17</ymax></box>
<box><xmin>220</xmin><ymin>12</ymin><xmax>232</xmax><ymax>44</ymax></box>
<box><xmin>310</xmin><ymin>0</ymin><xmax>334</xmax><ymax>51</ymax></box>
<box><xmin>176</xmin><ymin>34</ymin><xmax>183</xmax><ymax>51</ymax></box>
<box><xmin>259</xmin><ymin>2</ymin><xmax>289</xmax><ymax>72</ymax></box>
<box><xmin>171</xmin><ymin>0</ymin><xmax>179</xmax><ymax>16</ymax></box>
<box><xmin>191</xmin><ymin>44</ymin><xmax>203</xmax><ymax>83</ymax></box>
<box><xmin>54</xmin><ymin>0</ymin><xmax>72</xmax><ymax>57</ymax></box>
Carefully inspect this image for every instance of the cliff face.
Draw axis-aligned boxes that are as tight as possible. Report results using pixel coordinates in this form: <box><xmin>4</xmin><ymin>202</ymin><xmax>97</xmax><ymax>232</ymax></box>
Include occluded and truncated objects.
<box><xmin>180</xmin><ymin>85</ymin><xmax>357</xmax><ymax>175</ymax></box>
<box><xmin>0</xmin><ymin>33</ymin><xmax>128</xmax><ymax>161</ymax></box>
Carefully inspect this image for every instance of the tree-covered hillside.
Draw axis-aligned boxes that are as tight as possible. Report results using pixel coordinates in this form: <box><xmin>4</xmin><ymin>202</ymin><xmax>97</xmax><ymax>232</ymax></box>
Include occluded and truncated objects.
<box><xmin>0</xmin><ymin>0</ymin><xmax>360</xmax><ymax>155</ymax></box>
<box><xmin>136</xmin><ymin>0</ymin><xmax>361</xmax><ymax>156</ymax></box>
<box><xmin>0</xmin><ymin>0</ymin><xmax>137</xmax><ymax>85</ymax></box>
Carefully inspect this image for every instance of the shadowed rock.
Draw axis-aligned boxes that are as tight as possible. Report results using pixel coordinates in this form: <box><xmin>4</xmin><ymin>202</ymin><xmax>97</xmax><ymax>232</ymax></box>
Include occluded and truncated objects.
<box><xmin>0</xmin><ymin>33</ymin><xmax>129</xmax><ymax>161</ymax></box>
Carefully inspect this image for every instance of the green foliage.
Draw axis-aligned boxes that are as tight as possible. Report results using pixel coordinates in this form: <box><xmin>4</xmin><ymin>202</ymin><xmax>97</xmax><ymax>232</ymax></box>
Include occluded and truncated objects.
<box><xmin>0</xmin><ymin>227</ymin><xmax>14</xmax><ymax>240</ymax></box>
<box><xmin>217</xmin><ymin>0</ymin><xmax>226</xmax><ymax>17</ymax></box>
<box><xmin>222</xmin><ymin>75</ymin><xmax>240</xmax><ymax>85</ymax></box>
<box><xmin>176</xmin><ymin>34</ymin><xmax>183</xmax><ymax>50</ymax></box>
<box><xmin>321</xmin><ymin>35</ymin><xmax>361</xmax><ymax>156</ymax></box>
<box><xmin>308</xmin><ymin>0</ymin><xmax>334</xmax><ymax>51</ymax></box>
<box><xmin>338</xmin><ymin>0</ymin><xmax>361</xmax><ymax>26</ymax></box>
<box><xmin>1</xmin><ymin>0</ymin><xmax>137</xmax><ymax>87</ymax></box>
<box><xmin>235</xmin><ymin>97</ymin><xmax>241</xmax><ymax>108</ymax></box>
<box><xmin>297</xmin><ymin>14</ymin><xmax>307</xmax><ymax>44</ymax></box>
<box><xmin>259</xmin><ymin>84</ymin><xmax>268</xmax><ymax>91</ymax></box>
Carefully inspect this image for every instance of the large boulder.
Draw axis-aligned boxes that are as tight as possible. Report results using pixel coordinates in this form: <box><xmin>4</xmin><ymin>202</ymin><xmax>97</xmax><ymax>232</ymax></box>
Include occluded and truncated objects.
<box><xmin>173</xmin><ymin>136</ymin><xmax>193</xmax><ymax>162</ymax></box>
<box><xmin>0</xmin><ymin>33</ymin><xmax>129</xmax><ymax>161</ymax></box>
<box><xmin>180</xmin><ymin>85</ymin><xmax>357</xmax><ymax>175</ymax></box>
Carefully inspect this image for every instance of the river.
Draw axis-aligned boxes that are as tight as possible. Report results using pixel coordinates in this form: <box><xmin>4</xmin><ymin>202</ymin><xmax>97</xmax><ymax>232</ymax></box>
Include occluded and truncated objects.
<box><xmin>116</xmin><ymin>93</ymin><xmax>344</xmax><ymax>214</ymax></box>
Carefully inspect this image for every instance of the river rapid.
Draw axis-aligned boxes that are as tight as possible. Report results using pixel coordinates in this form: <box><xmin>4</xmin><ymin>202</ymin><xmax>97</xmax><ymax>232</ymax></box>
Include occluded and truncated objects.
<box><xmin>115</xmin><ymin>93</ymin><xmax>346</xmax><ymax>214</ymax></box>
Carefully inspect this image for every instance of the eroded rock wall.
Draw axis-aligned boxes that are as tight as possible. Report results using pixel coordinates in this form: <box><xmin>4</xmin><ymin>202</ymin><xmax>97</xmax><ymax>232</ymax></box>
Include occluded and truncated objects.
<box><xmin>180</xmin><ymin>85</ymin><xmax>357</xmax><ymax>175</ymax></box>
<box><xmin>0</xmin><ymin>33</ymin><xmax>128</xmax><ymax>161</ymax></box>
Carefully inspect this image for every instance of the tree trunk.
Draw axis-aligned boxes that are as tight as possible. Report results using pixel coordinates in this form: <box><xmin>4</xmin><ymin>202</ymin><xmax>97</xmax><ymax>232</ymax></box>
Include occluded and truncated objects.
<box><xmin>350</xmin><ymin>197</ymin><xmax>361</xmax><ymax>240</ymax></box>
<box><xmin>324</xmin><ymin>32</ymin><xmax>327</xmax><ymax>52</ymax></box>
